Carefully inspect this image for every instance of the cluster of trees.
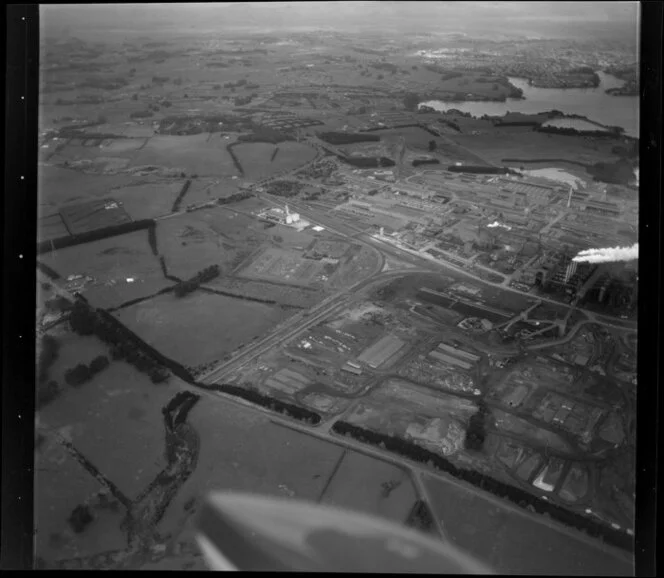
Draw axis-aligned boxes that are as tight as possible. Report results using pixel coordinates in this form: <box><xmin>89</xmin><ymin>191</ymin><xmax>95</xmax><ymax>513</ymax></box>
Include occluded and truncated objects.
<box><xmin>69</xmin><ymin>300</ymin><xmax>170</xmax><ymax>383</ymax></box>
<box><xmin>405</xmin><ymin>500</ymin><xmax>436</xmax><ymax>535</ymax></box>
<box><xmin>265</xmin><ymin>180</ymin><xmax>305</xmax><ymax>198</ymax></box>
<box><xmin>36</xmin><ymin>334</ymin><xmax>62</xmax><ymax>408</ymax></box>
<box><xmin>447</xmin><ymin>165</ymin><xmax>517</xmax><ymax>175</ymax></box>
<box><xmin>587</xmin><ymin>159</ymin><xmax>636</xmax><ymax>185</ymax></box>
<box><xmin>217</xmin><ymin>191</ymin><xmax>253</xmax><ymax>205</ymax></box>
<box><xmin>440</xmin><ymin>119</ymin><xmax>461</xmax><ymax>132</ymax></box>
<box><xmin>317</xmin><ymin>131</ymin><xmax>381</xmax><ymax>145</ymax></box>
<box><xmin>37</xmin><ymin>334</ymin><xmax>60</xmax><ymax>384</ymax></box>
<box><xmin>341</xmin><ymin>156</ymin><xmax>396</xmax><ymax>168</ymax></box>
<box><xmin>173</xmin><ymin>265</ymin><xmax>221</xmax><ymax>298</ymax></box>
<box><xmin>535</xmin><ymin>125</ymin><xmax>622</xmax><ymax>138</ymax></box>
<box><xmin>402</xmin><ymin>93</ymin><xmax>421</xmax><ymax>112</ymax></box>
<box><xmin>233</xmin><ymin>94</ymin><xmax>257</xmax><ymax>106</ymax></box>
<box><xmin>332</xmin><ymin>420</ymin><xmax>631</xmax><ymax>552</ymax></box>
<box><xmin>370</xmin><ymin>62</ymin><xmax>399</xmax><ymax>74</ymax></box>
<box><xmin>412</xmin><ymin>159</ymin><xmax>440</xmax><ymax>167</ymax></box>
<box><xmin>223</xmin><ymin>78</ymin><xmax>258</xmax><ymax>89</ymax></box>
<box><xmin>464</xmin><ymin>399</ymin><xmax>489</xmax><ymax>451</ymax></box>
<box><xmin>172</xmin><ymin>180</ymin><xmax>192</xmax><ymax>213</ymax></box>
<box><xmin>37</xmin><ymin>380</ymin><xmax>61</xmax><ymax>408</ymax></box>
<box><xmin>64</xmin><ymin>355</ymin><xmax>110</xmax><ymax>387</ymax></box>
<box><xmin>162</xmin><ymin>391</ymin><xmax>200</xmax><ymax>431</ymax></box>
<box><xmin>215</xmin><ymin>384</ymin><xmax>321</xmax><ymax>425</ymax></box>
<box><xmin>130</xmin><ymin>110</ymin><xmax>154</xmax><ymax>119</ymax></box>
<box><xmin>237</xmin><ymin>126</ymin><xmax>294</xmax><ymax>144</ymax></box>
<box><xmin>37</xmin><ymin>219</ymin><xmax>155</xmax><ymax>255</ymax></box>
<box><xmin>68</xmin><ymin>504</ymin><xmax>94</xmax><ymax>534</ymax></box>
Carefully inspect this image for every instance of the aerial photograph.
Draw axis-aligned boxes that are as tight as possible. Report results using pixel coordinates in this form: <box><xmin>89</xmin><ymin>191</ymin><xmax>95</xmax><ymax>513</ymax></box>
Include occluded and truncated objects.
<box><xmin>34</xmin><ymin>2</ymin><xmax>639</xmax><ymax>573</ymax></box>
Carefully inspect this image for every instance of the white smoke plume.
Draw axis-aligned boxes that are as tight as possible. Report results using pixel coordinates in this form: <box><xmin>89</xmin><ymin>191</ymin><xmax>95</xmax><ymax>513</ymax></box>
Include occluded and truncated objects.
<box><xmin>487</xmin><ymin>221</ymin><xmax>511</xmax><ymax>230</ymax></box>
<box><xmin>572</xmin><ymin>243</ymin><xmax>639</xmax><ymax>264</ymax></box>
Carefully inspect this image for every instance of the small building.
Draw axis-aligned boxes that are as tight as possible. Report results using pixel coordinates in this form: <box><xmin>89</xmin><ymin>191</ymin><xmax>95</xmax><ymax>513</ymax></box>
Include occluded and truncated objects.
<box><xmin>341</xmin><ymin>363</ymin><xmax>362</xmax><ymax>376</ymax></box>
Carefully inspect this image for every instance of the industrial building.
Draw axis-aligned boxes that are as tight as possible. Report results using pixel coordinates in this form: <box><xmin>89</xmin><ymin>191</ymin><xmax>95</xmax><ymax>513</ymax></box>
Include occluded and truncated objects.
<box><xmin>584</xmin><ymin>199</ymin><xmax>621</xmax><ymax>218</ymax></box>
<box><xmin>341</xmin><ymin>361</ymin><xmax>363</xmax><ymax>376</ymax></box>
<box><xmin>357</xmin><ymin>335</ymin><xmax>405</xmax><ymax>369</ymax></box>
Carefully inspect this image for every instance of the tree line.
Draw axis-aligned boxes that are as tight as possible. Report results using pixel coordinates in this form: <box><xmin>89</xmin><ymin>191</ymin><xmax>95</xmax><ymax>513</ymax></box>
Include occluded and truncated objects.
<box><xmin>64</xmin><ymin>355</ymin><xmax>110</xmax><ymax>387</ymax></box>
<box><xmin>211</xmin><ymin>383</ymin><xmax>321</xmax><ymax>425</ymax></box>
<box><xmin>173</xmin><ymin>265</ymin><xmax>221</xmax><ymax>298</ymax></box>
<box><xmin>171</xmin><ymin>180</ymin><xmax>192</xmax><ymax>213</ymax></box>
<box><xmin>37</xmin><ymin>219</ymin><xmax>155</xmax><ymax>255</ymax></box>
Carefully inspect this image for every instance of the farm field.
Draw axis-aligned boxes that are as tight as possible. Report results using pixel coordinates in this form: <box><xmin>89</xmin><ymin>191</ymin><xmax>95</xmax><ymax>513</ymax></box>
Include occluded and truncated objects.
<box><xmin>59</xmin><ymin>198</ymin><xmax>133</xmax><ymax>235</ymax></box>
<box><xmin>232</xmin><ymin>141</ymin><xmax>317</xmax><ymax>181</ymax></box>
<box><xmin>111</xmin><ymin>179</ymin><xmax>186</xmax><ymax>220</ymax></box>
<box><xmin>99</xmin><ymin>138</ymin><xmax>148</xmax><ymax>153</ymax></box>
<box><xmin>38</xmin><ymin>165</ymin><xmax>137</xmax><ymax>210</ymax></box>
<box><xmin>114</xmin><ymin>291</ymin><xmax>293</xmax><ymax>368</ymax></box>
<box><xmin>125</xmin><ymin>134</ymin><xmax>241</xmax><ymax>177</ymax></box>
<box><xmin>35</xmin><ymin>441</ymin><xmax>127</xmax><ymax>563</ymax></box>
<box><xmin>157</xmin><ymin>209</ymin><xmax>266</xmax><ymax>279</ymax></box>
<box><xmin>204</xmin><ymin>277</ymin><xmax>322</xmax><ymax>309</ymax></box>
<box><xmin>38</xmin><ymin>332</ymin><xmax>187</xmax><ymax>499</ymax></box>
<box><xmin>319</xmin><ymin>450</ymin><xmax>419</xmax><ymax>524</ymax></box>
<box><xmin>156</xmin><ymin>403</ymin><xmax>346</xmax><ymax>566</ymax></box>
<box><xmin>446</xmin><ymin>128</ymin><xmax>621</xmax><ymax>169</ymax></box>
<box><xmin>39</xmin><ymin>230</ymin><xmax>171</xmax><ymax>310</ymax></box>
<box><xmin>38</xmin><ymin>213</ymin><xmax>70</xmax><ymax>242</ymax></box>
<box><xmin>177</xmin><ymin>176</ymin><xmax>242</xmax><ymax>207</ymax></box>
<box><xmin>237</xmin><ymin>246</ymin><xmax>329</xmax><ymax>287</ymax></box>
<box><xmin>369</xmin><ymin>126</ymin><xmax>439</xmax><ymax>150</ymax></box>
<box><xmin>422</xmin><ymin>473</ymin><xmax>633</xmax><ymax>576</ymax></box>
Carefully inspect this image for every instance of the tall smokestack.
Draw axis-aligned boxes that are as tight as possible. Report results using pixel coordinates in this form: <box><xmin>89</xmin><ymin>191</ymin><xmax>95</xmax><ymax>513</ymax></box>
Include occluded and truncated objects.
<box><xmin>564</xmin><ymin>260</ymin><xmax>578</xmax><ymax>284</ymax></box>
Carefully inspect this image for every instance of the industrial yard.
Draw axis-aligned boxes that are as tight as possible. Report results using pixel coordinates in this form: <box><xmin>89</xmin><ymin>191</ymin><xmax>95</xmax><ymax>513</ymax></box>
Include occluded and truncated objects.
<box><xmin>32</xmin><ymin>5</ymin><xmax>639</xmax><ymax>574</ymax></box>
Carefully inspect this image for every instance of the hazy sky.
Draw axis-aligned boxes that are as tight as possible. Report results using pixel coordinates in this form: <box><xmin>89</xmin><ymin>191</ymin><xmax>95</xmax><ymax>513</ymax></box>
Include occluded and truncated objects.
<box><xmin>41</xmin><ymin>2</ymin><xmax>639</xmax><ymax>40</ymax></box>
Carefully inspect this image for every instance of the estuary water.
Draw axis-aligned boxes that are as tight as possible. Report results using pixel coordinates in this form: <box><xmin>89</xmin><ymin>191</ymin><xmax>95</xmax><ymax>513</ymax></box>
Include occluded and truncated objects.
<box><xmin>421</xmin><ymin>71</ymin><xmax>639</xmax><ymax>138</ymax></box>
